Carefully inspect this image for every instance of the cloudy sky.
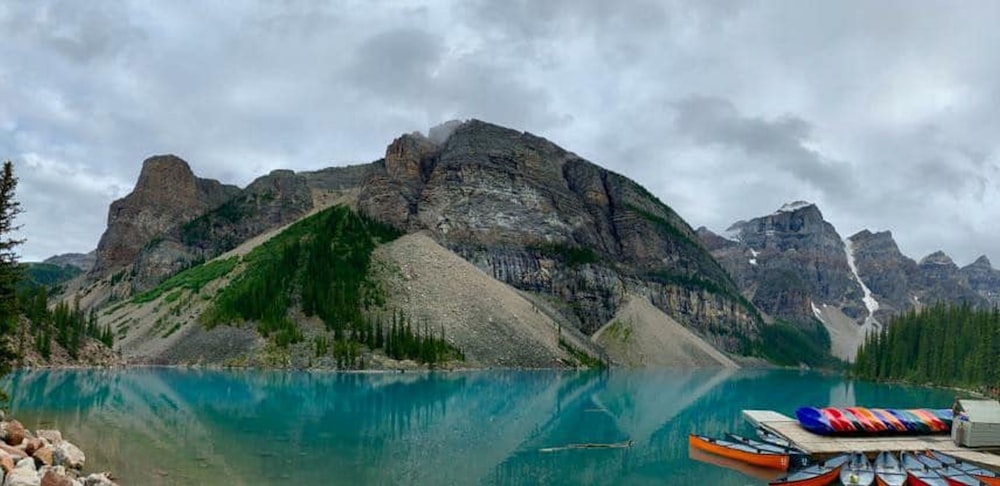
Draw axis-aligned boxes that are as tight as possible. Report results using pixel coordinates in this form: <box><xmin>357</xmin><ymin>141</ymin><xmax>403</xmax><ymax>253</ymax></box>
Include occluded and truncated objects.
<box><xmin>4</xmin><ymin>1</ymin><xmax>1000</xmax><ymax>266</ymax></box>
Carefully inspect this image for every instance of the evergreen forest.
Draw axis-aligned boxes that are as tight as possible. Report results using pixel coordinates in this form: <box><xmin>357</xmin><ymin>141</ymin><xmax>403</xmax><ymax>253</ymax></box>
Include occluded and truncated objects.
<box><xmin>201</xmin><ymin>205</ymin><xmax>461</xmax><ymax>367</ymax></box>
<box><xmin>854</xmin><ymin>303</ymin><xmax>1000</xmax><ymax>391</ymax></box>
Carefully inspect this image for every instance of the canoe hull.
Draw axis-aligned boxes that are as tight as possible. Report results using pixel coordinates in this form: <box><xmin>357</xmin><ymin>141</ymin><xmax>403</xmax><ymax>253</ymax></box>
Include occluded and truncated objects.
<box><xmin>688</xmin><ymin>434</ymin><xmax>790</xmax><ymax>470</ymax></box>
<box><xmin>769</xmin><ymin>466</ymin><xmax>839</xmax><ymax>486</ymax></box>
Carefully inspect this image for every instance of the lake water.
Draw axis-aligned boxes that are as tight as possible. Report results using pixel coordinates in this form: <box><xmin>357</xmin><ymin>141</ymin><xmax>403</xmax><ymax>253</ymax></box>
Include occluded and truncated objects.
<box><xmin>1</xmin><ymin>368</ymin><xmax>955</xmax><ymax>485</ymax></box>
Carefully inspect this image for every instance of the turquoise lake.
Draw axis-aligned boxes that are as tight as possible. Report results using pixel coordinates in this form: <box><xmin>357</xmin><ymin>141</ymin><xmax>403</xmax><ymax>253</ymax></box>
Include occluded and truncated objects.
<box><xmin>1</xmin><ymin>368</ymin><xmax>956</xmax><ymax>485</ymax></box>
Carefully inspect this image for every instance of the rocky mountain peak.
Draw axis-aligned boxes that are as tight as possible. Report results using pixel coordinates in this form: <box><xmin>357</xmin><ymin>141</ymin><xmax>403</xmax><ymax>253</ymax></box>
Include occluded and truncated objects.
<box><xmin>134</xmin><ymin>155</ymin><xmax>195</xmax><ymax>194</ymax></box>
<box><xmin>91</xmin><ymin>154</ymin><xmax>240</xmax><ymax>277</ymax></box>
<box><xmin>969</xmin><ymin>255</ymin><xmax>993</xmax><ymax>269</ymax></box>
<box><xmin>384</xmin><ymin>132</ymin><xmax>440</xmax><ymax>185</ymax></box>
<box><xmin>919</xmin><ymin>251</ymin><xmax>956</xmax><ymax>267</ymax></box>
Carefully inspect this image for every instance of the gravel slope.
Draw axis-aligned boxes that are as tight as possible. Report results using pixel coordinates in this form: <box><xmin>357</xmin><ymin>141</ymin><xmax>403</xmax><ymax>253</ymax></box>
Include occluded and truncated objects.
<box><xmin>592</xmin><ymin>295</ymin><xmax>739</xmax><ymax>368</ymax></box>
<box><xmin>372</xmin><ymin>232</ymin><xmax>582</xmax><ymax>368</ymax></box>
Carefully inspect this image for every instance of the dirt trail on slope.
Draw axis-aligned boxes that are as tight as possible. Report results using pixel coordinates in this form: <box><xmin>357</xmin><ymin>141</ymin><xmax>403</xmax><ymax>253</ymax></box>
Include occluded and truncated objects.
<box><xmin>372</xmin><ymin>232</ymin><xmax>580</xmax><ymax>368</ymax></box>
<box><xmin>592</xmin><ymin>295</ymin><xmax>739</xmax><ymax>368</ymax></box>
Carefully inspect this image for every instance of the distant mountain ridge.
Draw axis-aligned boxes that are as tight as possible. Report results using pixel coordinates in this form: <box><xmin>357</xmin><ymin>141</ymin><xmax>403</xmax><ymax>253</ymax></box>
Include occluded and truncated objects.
<box><xmin>697</xmin><ymin>201</ymin><xmax>999</xmax><ymax>360</ymax></box>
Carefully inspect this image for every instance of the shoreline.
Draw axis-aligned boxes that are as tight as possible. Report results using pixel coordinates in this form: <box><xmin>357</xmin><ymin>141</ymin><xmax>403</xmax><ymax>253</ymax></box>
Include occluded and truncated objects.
<box><xmin>0</xmin><ymin>414</ymin><xmax>116</xmax><ymax>486</ymax></box>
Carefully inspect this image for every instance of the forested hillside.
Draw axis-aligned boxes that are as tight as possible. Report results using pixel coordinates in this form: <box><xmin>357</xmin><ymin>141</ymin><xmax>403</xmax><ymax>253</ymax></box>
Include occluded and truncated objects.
<box><xmin>854</xmin><ymin>303</ymin><xmax>1000</xmax><ymax>390</ymax></box>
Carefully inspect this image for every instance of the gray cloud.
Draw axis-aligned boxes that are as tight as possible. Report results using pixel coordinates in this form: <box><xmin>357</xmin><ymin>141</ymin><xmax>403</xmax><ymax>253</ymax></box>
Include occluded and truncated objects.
<box><xmin>3</xmin><ymin>0</ymin><xmax>1000</xmax><ymax>268</ymax></box>
<box><xmin>670</xmin><ymin>95</ymin><xmax>855</xmax><ymax>198</ymax></box>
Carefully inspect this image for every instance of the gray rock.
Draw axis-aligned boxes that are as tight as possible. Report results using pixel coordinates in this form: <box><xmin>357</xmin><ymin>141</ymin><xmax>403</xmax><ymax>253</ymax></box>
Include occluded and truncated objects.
<box><xmin>32</xmin><ymin>433</ymin><xmax>59</xmax><ymax>447</ymax></box>
<box><xmin>51</xmin><ymin>443</ymin><xmax>83</xmax><ymax>470</ymax></box>
<box><xmin>6</xmin><ymin>458</ymin><xmax>39</xmax><ymax>486</ymax></box>
<box><xmin>81</xmin><ymin>473</ymin><xmax>114</xmax><ymax>486</ymax></box>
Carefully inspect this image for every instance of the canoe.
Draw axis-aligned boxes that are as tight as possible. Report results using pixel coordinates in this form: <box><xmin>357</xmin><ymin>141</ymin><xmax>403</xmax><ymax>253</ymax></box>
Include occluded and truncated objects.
<box><xmin>688</xmin><ymin>434</ymin><xmax>790</xmax><ymax>470</ymax></box>
<box><xmin>929</xmin><ymin>450</ymin><xmax>1000</xmax><ymax>486</ymax></box>
<box><xmin>873</xmin><ymin>451</ymin><xmax>906</xmax><ymax>486</ymax></box>
<box><xmin>755</xmin><ymin>426</ymin><xmax>796</xmax><ymax>449</ymax></box>
<box><xmin>770</xmin><ymin>454</ymin><xmax>848</xmax><ymax>486</ymax></box>
<box><xmin>725</xmin><ymin>433</ymin><xmax>811</xmax><ymax>469</ymax></box>
<box><xmin>840</xmin><ymin>451</ymin><xmax>875</xmax><ymax>486</ymax></box>
<box><xmin>846</xmin><ymin>408</ymin><xmax>889</xmax><ymax>433</ymax></box>
<box><xmin>870</xmin><ymin>409</ymin><xmax>907</xmax><ymax>433</ymax></box>
<box><xmin>902</xmin><ymin>452</ymin><xmax>949</xmax><ymax>486</ymax></box>
<box><xmin>827</xmin><ymin>408</ymin><xmax>864</xmax><ymax>432</ymax></box>
<box><xmin>796</xmin><ymin>407</ymin><xmax>836</xmax><ymax>435</ymax></box>
<box><xmin>915</xmin><ymin>455</ymin><xmax>982</xmax><ymax>486</ymax></box>
<box><xmin>938</xmin><ymin>466</ymin><xmax>983</xmax><ymax>486</ymax></box>
<box><xmin>910</xmin><ymin>409</ymin><xmax>947</xmax><ymax>432</ymax></box>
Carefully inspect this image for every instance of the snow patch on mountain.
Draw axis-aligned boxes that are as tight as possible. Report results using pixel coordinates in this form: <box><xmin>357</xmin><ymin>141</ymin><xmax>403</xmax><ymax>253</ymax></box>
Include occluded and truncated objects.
<box><xmin>845</xmin><ymin>238</ymin><xmax>880</xmax><ymax>329</ymax></box>
<box><xmin>811</xmin><ymin>301</ymin><xmax>824</xmax><ymax>321</ymax></box>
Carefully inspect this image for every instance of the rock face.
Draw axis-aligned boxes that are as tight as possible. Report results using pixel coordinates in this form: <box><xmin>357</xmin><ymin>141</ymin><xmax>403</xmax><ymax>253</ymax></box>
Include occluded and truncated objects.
<box><xmin>88</xmin><ymin>156</ymin><xmax>375</xmax><ymax>295</ymax></box>
<box><xmin>359</xmin><ymin>120</ymin><xmax>758</xmax><ymax>352</ymax></box>
<box><xmin>705</xmin><ymin>202</ymin><xmax>864</xmax><ymax>327</ymax></box>
<box><xmin>703</xmin><ymin>204</ymin><xmax>998</xmax><ymax>344</ymax></box>
<box><xmin>91</xmin><ymin>155</ymin><xmax>240</xmax><ymax>278</ymax></box>
<box><xmin>847</xmin><ymin>230</ymin><xmax>919</xmax><ymax>317</ymax></box>
<box><xmin>960</xmin><ymin>255</ymin><xmax>1000</xmax><ymax>305</ymax></box>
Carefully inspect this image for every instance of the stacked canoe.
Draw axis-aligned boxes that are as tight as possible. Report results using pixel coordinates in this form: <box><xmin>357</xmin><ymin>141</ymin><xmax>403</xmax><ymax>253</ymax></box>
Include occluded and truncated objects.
<box><xmin>796</xmin><ymin>406</ymin><xmax>953</xmax><ymax>435</ymax></box>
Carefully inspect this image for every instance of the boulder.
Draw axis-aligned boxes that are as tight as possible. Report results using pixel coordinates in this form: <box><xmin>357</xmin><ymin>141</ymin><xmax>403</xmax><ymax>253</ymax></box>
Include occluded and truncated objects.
<box><xmin>81</xmin><ymin>473</ymin><xmax>114</xmax><ymax>486</ymax></box>
<box><xmin>24</xmin><ymin>440</ymin><xmax>43</xmax><ymax>457</ymax></box>
<box><xmin>5</xmin><ymin>421</ymin><xmax>26</xmax><ymax>446</ymax></box>
<box><xmin>51</xmin><ymin>443</ymin><xmax>84</xmax><ymax>470</ymax></box>
<box><xmin>33</xmin><ymin>433</ymin><xmax>60</xmax><ymax>447</ymax></box>
<box><xmin>0</xmin><ymin>450</ymin><xmax>13</xmax><ymax>473</ymax></box>
<box><xmin>39</xmin><ymin>469</ymin><xmax>72</xmax><ymax>486</ymax></box>
<box><xmin>0</xmin><ymin>444</ymin><xmax>26</xmax><ymax>462</ymax></box>
<box><xmin>31</xmin><ymin>446</ymin><xmax>52</xmax><ymax>468</ymax></box>
<box><xmin>6</xmin><ymin>458</ymin><xmax>39</xmax><ymax>486</ymax></box>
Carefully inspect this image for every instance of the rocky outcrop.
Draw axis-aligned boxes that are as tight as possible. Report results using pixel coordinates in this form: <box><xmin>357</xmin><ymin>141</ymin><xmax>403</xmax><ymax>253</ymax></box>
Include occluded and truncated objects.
<box><xmin>90</xmin><ymin>155</ymin><xmax>240</xmax><ymax>277</ymax></box>
<box><xmin>847</xmin><ymin>230</ymin><xmax>919</xmax><ymax>317</ymax></box>
<box><xmin>917</xmin><ymin>251</ymin><xmax>986</xmax><ymax>307</ymax></box>
<box><xmin>0</xmin><ymin>418</ymin><xmax>115</xmax><ymax>486</ymax></box>
<box><xmin>707</xmin><ymin>202</ymin><xmax>864</xmax><ymax>327</ymax></box>
<box><xmin>359</xmin><ymin>120</ymin><xmax>757</xmax><ymax>352</ymax></box>
<box><xmin>960</xmin><ymin>255</ymin><xmax>1000</xmax><ymax>305</ymax></box>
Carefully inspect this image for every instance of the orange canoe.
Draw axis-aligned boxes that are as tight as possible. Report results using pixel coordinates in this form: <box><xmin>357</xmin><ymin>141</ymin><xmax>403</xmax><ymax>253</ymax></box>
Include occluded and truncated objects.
<box><xmin>689</xmin><ymin>434</ymin><xmax>790</xmax><ymax>470</ymax></box>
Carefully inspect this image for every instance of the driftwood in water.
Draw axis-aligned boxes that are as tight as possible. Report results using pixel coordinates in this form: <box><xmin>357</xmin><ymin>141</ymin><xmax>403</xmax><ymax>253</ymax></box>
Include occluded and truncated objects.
<box><xmin>538</xmin><ymin>440</ymin><xmax>633</xmax><ymax>453</ymax></box>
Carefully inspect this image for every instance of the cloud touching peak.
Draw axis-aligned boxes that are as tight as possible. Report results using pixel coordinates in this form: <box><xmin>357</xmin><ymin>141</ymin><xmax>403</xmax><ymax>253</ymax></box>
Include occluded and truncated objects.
<box><xmin>3</xmin><ymin>0</ymin><xmax>1000</xmax><ymax>268</ymax></box>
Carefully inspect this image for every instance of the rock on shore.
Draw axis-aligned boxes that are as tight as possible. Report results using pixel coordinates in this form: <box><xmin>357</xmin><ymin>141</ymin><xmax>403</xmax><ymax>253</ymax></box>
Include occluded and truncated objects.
<box><xmin>0</xmin><ymin>418</ymin><xmax>116</xmax><ymax>486</ymax></box>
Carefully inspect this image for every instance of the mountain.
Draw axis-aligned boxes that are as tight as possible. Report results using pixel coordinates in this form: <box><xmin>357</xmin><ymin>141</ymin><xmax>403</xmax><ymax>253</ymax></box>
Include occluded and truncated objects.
<box><xmin>959</xmin><ymin>255</ymin><xmax>1000</xmax><ymax>304</ymax></box>
<box><xmin>91</xmin><ymin>155</ymin><xmax>241</xmax><ymax>279</ymax></box>
<box><xmin>62</xmin><ymin>119</ymin><xmax>765</xmax><ymax>369</ymax></box>
<box><xmin>43</xmin><ymin>251</ymin><xmax>96</xmax><ymax>272</ymax></box>
<box><xmin>700</xmin><ymin>201</ymin><xmax>996</xmax><ymax>361</ymax></box>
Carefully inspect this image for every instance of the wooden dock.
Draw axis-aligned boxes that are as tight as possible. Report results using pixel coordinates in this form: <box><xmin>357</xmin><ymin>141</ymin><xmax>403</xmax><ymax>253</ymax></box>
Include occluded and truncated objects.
<box><xmin>742</xmin><ymin>410</ymin><xmax>1000</xmax><ymax>470</ymax></box>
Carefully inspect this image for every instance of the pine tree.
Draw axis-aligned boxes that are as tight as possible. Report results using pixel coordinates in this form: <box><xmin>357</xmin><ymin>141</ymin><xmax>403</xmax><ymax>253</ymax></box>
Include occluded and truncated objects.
<box><xmin>0</xmin><ymin>161</ymin><xmax>23</xmax><ymax>334</ymax></box>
